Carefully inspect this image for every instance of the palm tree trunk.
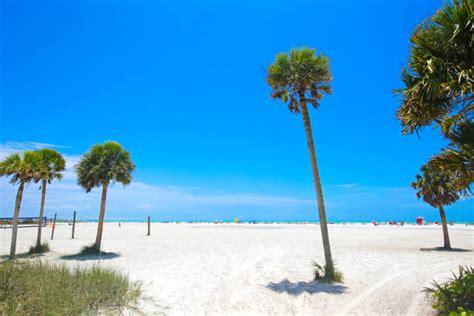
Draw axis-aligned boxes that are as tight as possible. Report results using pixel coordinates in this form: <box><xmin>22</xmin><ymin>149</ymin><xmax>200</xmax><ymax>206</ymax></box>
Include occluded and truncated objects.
<box><xmin>300</xmin><ymin>99</ymin><xmax>335</xmax><ymax>280</ymax></box>
<box><xmin>438</xmin><ymin>204</ymin><xmax>451</xmax><ymax>249</ymax></box>
<box><xmin>94</xmin><ymin>182</ymin><xmax>108</xmax><ymax>251</ymax></box>
<box><xmin>36</xmin><ymin>179</ymin><xmax>47</xmax><ymax>248</ymax></box>
<box><xmin>10</xmin><ymin>181</ymin><xmax>25</xmax><ymax>259</ymax></box>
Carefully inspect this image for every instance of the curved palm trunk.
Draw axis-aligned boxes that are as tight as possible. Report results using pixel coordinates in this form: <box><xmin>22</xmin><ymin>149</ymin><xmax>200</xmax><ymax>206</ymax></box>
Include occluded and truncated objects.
<box><xmin>10</xmin><ymin>181</ymin><xmax>25</xmax><ymax>259</ymax></box>
<box><xmin>438</xmin><ymin>204</ymin><xmax>451</xmax><ymax>249</ymax></box>
<box><xmin>36</xmin><ymin>179</ymin><xmax>47</xmax><ymax>248</ymax></box>
<box><xmin>94</xmin><ymin>182</ymin><xmax>108</xmax><ymax>251</ymax></box>
<box><xmin>300</xmin><ymin>100</ymin><xmax>335</xmax><ymax>280</ymax></box>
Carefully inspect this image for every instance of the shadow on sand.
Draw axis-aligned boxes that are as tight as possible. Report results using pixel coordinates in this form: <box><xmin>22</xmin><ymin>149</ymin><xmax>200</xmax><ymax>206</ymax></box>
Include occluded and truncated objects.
<box><xmin>420</xmin><ymin>247</ymin><xmax>472</xmax><ymax>252</ymax></box>
<box><xmin>59</xmin><ymin>251</ymin><xmax>121</xmax><ymax>261</ymax></box>
<box><xmin>266</xmin><ymin>279</ymin><xmax>347</xmax><ymax>296</ymax></box>
<box><xmin>0</xmin><ymin>253</ymin><xmax>45</xmax><ymax>261</ymax></box>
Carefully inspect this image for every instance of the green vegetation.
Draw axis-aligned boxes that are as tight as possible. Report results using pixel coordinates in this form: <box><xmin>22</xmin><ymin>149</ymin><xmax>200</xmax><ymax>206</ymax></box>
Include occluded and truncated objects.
<box><xmin>0</xmin><ymin>151</ymin><xmax>39</xmax><ymax>259</ymax></box>
<box><xmin>0</xmin><ymin>260</ymin><xmax>141</xmax><ymax>315</ymax></box>
<box><xmin>79</xmin><ymin>243</ymin><xmax>106</xmax><ymax>256</ymax></box>
<box><xmin>430</xmin><ymin>120</ymin><xmax>474</xmax><ymax>195</ymax></box>
<box><xmin>75</xmin><ymin>141</ymin><xmax>135</xmax><ymax>252</ymax></box>
<box><xmin>396</xmin><ymin>0</ymin><xmax>473</xmax><ymax>195</ymax></box>
<box><xmin>266</xmin><ymin>47</ymin><xmax>337</xmax><ymax>281</ymax></box>
<box><xmin>411</xmin><ymin>163</ymin><xmax>463</xmax><ymax>249</ymax></box>
<box><xmin>396</xmin><ymin>0</ymin><xmax>472</xmax><ymax>135</ymax></box>
<box><xmin>33</xmin><ymin>148</ymin><xmax>66</xmax><ymax>250</ymax></box>
<box><xmin>312</xmin><ymin>261</ymin><xmax>344</xmax><ymax>283</ymax></box>
<box><xmin>425</xmin><ymin>266</ymin><xmax>474</xmax><ymax>315</ymax></box>
<box><xmin>28</xmin><ymin>242</ymin><xmax>50</xmax><ymax>255</ymax></box>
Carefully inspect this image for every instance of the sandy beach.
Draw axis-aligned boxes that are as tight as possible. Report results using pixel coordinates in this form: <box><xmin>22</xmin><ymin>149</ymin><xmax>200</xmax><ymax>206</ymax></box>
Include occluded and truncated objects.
<box><xmin>1</xmin><ymin>222</ymin><xmax>473</xmax><ymax>315</ymax></box>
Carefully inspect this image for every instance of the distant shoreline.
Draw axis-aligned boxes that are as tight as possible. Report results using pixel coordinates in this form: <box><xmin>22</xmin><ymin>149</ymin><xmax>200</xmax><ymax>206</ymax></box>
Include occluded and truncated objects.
<box><xmin>52</xmin><ymin>219</ymin><xmax>474</xmax><ymax>225</ymax></box>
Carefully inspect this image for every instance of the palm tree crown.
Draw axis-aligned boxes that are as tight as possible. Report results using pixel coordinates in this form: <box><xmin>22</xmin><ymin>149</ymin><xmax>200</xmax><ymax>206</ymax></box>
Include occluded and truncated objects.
<box><xmin>396</xmin><ymin>0</ymin><xmax>473</xmax><ymax>135</ymax></box>
<box><xmin>411</xmin><ymin>164</ymin><xmax>461</xmax><ymax>208</ymax></box>
<box><xmin>266</xmin><ymin>47</ymin><xmax>332</xmax><ymax>113</ymax></box>
<box><xmin>0</xmin><ymin>151</ymin><xmax>39</xmax><ymax>184</ymax></box>
<box><xmin>75</xmin><ymin>141</ymin><xmax>135</xmax><ymax>192</ymax></box>
<box><xmin>34</xmin><ymin>148</ymin><xmax>66</xmax><ymax>184</ymax></box>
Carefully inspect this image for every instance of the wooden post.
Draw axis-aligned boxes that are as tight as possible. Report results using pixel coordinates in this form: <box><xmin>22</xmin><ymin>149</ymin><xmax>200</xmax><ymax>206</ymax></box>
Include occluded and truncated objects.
<box><xmin>147</xmin><ymin>216</ymin><xmax>151</xmax><ymax>236</ymax></box>
<box><xmin>71</xmin><ymin>211</ymin><xmax>76</xmax><ymax>239</ymax></box>
<box><xmin>51</xmin><ymin>213</ymin><xmax>57</xmax><ymax>240</ymax></box>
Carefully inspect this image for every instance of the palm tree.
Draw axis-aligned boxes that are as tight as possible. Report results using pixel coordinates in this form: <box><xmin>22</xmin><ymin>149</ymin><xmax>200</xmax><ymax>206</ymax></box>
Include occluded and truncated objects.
<box><xmin>266</xmin><ymin>47</ymin><xmax>336</xmax><ymax>280</ymax></box>
<box><xmin>75</xmin><ymin>141</ymin><xmax>135</xmax><ymax>252</ymax></box>
<box><xmin>33</xmin><ymin>148</ymin><xmax>66</xmax><ymax>250</ymax></box>
<box><xmin>396</xmin><ymin>0</ymin><xmax>472</xmax><ymax>136</ymax></box>
<box><xmin>0</xmin><ymin>151</ymin><xmax>39</xmax><ymax>258</ymax></box>
<box><xmin>430</xmin><ymin>119</ymin><xmax>474</xmax><ymax>195</ymax></box>
<box><xmin>411</xmin><ymin>164</ymin><xmax>461</xmax><ymax>249</ymax></box>
<box><xmin>396</xmin><ymin>0</ymin><xmax>473</xmax><ymax>193</ymax></box>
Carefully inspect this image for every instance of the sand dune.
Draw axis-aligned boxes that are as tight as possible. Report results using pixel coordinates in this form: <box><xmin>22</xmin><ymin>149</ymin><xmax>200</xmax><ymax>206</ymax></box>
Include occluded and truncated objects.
<box><xmin>1</xmin><ymin>223</ymin><xmax>473</xmax><ymax>315</ymax></box>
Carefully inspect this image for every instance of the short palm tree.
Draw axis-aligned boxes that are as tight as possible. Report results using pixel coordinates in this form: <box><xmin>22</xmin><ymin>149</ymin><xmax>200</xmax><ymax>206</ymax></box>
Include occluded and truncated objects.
<box><xmin>411</xmin><ymin>163</ymin><xmax>461</xmax><ymax>249</ymax></box>
<box><xmin>33</xmin><ymin>148</ymin><xmax>65</xmax><ymax>250</ymax></box>
<box><xmin>266</xmin><ymin>47</ymin><xmax>336</xmax><ymax>280</ymax></box>
<box><xmin>0</xmin><ymin>151</ymin><xmax>39</xmax><ymax>258</ymax></box>
<box><xmin>430</xmin><ymin>119</ymin><xmax>474</xmax><ymax>195</ymax></box>
<box><xmin>75</xmin><ymin>141</ymin><xmax>135</xmax><ymax>252</ymax></box>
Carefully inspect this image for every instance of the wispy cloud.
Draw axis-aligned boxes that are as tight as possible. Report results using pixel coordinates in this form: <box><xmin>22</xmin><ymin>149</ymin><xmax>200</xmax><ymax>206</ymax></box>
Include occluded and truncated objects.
<box><xmin>1</xmin><ymin>141</ymin><xmax>472</xmax><ymax>222</ymax></box>
<box><xmin>334</xmin><ymin>183</ymin><xmax>359</xmax><ymax>189</ymax></box>
<box><xmin>0</xmin><ymin>141</ymin><xmax>71</xmax><ymax>159</ymax></box>
<box><xmin>0</xmin><ymin>141</ymin><xmax>316</xmax><ymax>219</ymax></box>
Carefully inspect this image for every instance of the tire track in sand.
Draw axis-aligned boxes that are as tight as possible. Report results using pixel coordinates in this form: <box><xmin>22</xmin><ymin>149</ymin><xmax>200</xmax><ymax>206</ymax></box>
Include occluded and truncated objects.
<box><xmin>338</xmin><ymin>259</ymin><xmax>455</xmax><ymax>315</ymax></box>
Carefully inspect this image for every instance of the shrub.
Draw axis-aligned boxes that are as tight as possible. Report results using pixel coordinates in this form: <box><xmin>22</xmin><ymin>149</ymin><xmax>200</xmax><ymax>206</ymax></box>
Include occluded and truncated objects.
<box><xmin>424</xmin><ymin>266</ymin><xmax>474</xmax><ymax>314</ymax></box>
<box><xmin>312</xmin><ymin>261</ymin><xmax>344</xmax><ymax>283</ymax></box>
<box><xmin>28</xmin><ymin>242</ymin><xmax>50</xmax><ymax>254</ymax></box>
<box><xmin>79</xmin><ymin>243</ymin><xmax>102</xmax><ymax>255</ymax></box>
<box><xmin>0</xmin><ymin>260</ymin><xmax>142</xmax><ymax>314</ymax></box>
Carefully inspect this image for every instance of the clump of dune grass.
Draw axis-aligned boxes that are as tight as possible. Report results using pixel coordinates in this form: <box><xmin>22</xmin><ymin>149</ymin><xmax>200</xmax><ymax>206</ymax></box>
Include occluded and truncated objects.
<box><xmin>312</xmin><ymin>261</ymin><xmax>344</xmax><ymax>283</ymax></box>
<box><xmin>0</xmin><ymin>260</ymin><xmax>142</xmax><ymax>315</ymax></box>
<box><xmin>28</xmin><ymin>242</ymin><xmax>50</xmax><ymax>254</ymax></box>
<box><xmin>79</xmin><ymin>243</ymin><xmax>103</xmax><ymax>255</ymax></box>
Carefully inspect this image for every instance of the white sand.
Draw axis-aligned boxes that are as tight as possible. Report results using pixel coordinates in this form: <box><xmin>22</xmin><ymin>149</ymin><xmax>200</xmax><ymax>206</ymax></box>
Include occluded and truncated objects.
<box><xmin>1</xmin><ymin>222</ymin><xmax>473</xmax><ymax>315</ymax></box>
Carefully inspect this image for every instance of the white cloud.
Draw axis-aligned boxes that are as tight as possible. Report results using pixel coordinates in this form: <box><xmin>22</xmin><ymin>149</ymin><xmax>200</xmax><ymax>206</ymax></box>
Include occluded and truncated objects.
<box><xmin>0</xmin><ymin>141</ymin><xmax>69</xmax><ymax>154</ymax></box>
<box><xmin>1</xmin><ymin>141</ymin><xmax>471</xmax><ymax>222</ymax></box>
<box><xmin>0</xmin><ymin>141</ymin><xmax>316</xmax><ymax>219</ymax></box>
<box><xmin>334</xmin><ymin>183</ymin><xmax>359</xmax><ymax>189</ymax></box>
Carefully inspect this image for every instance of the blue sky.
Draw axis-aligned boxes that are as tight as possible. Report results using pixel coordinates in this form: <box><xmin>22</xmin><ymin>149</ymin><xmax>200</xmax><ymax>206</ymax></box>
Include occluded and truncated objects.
<box><xmin>1</xmin><ymin>0</ymin><xmax>472</xmax><ymax>222</ymax></box>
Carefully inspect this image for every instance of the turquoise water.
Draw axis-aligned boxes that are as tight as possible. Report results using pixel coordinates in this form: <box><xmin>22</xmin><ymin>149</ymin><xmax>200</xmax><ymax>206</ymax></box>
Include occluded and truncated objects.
<box><xmin>75</xmin><ymin>219</ymin><xmax>473</xmax><ymax>224</ymax></box>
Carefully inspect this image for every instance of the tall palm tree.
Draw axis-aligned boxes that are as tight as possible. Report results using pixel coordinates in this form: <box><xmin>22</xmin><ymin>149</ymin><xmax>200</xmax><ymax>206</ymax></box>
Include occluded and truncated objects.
<box><xmin>266</xmin><ymin>47</ymin><xmax>336</xmax><ymax>280</ymax></box>
<box><xmin>75</xmin><ymin>141</ymin><xmax>135</xmax><ymax>252</ymax></box>
<box><xmin>396</xmin><ymin>0</ymin><xmax>472</xmax><ymax>136</ymax></box>
<box><xmin>396</xmin><ymin>0</ymin><xmax>473</xmax><ymax>194</ymax></box>
<box><xmin>411</xmin><ymin>164</ymin><xmax>461</xmax><ymax>249</ymax></box>
<box><xmin>0</xmin><ymin>151</ymin><xmax>39</xmax><ymax>258</ymax></box>
<box><xmin>33</xmin><ymin>148</ymin><xmax>66</xmax><ymax>250</ymax></box>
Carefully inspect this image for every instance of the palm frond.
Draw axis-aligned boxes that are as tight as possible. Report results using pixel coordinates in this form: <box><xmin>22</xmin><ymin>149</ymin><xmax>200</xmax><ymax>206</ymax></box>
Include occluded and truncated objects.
<box><xmin>75</xmin><ymin>141</ymin><xmax>135</xmax><ymax>192</ymax></box>
<box><xmin>266</xmin><ymin>47</ymin><xmax>332</xmax><ymax>113</ymax></box>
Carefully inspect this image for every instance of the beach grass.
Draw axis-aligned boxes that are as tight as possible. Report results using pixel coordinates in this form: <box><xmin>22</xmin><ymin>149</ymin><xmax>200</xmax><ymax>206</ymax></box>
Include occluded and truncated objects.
<box><xmin>312</xmin><ymin>261</ymin><xmax>344</xmax><ymax>283</ymax></box>
<box><xmin>28</xmin><ymin>242</ymin><xmax>50</xmax><ymax>254</ymax></box>
<box><xmin>0</xmin><ymin>260</ymin><xmax>141</xmax><ymax>315</ymax></box>
<box><xmin>79</xmin><ymin>243</ymin><xmax>103</xmax><ymax>255</ymax></box>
